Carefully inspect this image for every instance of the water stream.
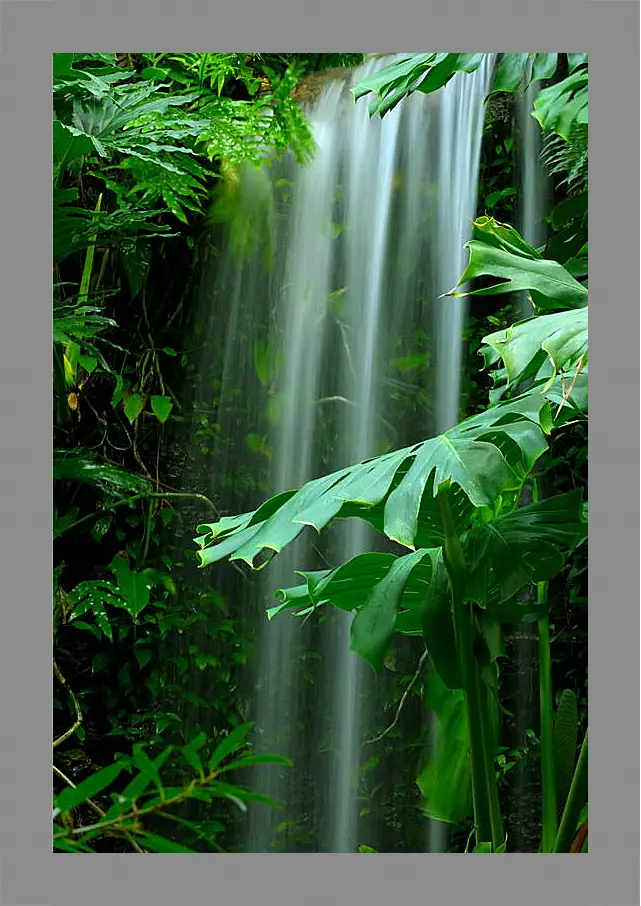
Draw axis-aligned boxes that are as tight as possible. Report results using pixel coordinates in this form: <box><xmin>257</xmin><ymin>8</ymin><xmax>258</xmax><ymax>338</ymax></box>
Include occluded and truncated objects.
<box><xmin>188</xmin><ymin>54</ymin><xmax>496</xmax><ymax>853</ymax></box>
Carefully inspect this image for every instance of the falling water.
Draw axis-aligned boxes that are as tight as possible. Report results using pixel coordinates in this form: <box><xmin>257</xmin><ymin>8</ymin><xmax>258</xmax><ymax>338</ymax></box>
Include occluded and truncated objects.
<box><xmin>189</xmin><ymin>55</ymin><xmax>495</xmax><ymax>853</ymax></box>
<box><xmin>506</xmin><ymin>67</ymin><xmax>551</xmax><ymax>852</ymax></box>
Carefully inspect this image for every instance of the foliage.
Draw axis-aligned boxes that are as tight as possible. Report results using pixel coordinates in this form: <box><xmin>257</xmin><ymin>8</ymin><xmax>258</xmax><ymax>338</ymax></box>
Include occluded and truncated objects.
<box><xmin>194</xmin><ymin>211</ymin><xmax>589</xmax><ymax>850</ymax></box>
<box><xmin>52</xmin><ymin>52</ymin><xmax>350</xmax><ymax>853</ymax></box>
<box><xmin>353</xmin><ymin>53</ymin><xmax>588</xmax><ymax>143</ymax></box>
<box><xmin>53</xmin><ymin>724</ymin><xmax>288</xmax><ymax>852</ymax></box>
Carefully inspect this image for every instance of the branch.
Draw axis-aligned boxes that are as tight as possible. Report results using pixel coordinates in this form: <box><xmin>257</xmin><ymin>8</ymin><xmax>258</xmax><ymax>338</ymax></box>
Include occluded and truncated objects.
<box><xmin>53</xmin><ymin>764</ymin><xmax>146</xmax><ymax>854</ymax></box>
<box><xmin>53</xmin><ymin>661</ymin><xmax>82</xmax><ymax>749</ymax></box>
<box><xmin>365</xmin><ymin>650</ymin><xmax>429</xmax><ymax>745</ymax></box>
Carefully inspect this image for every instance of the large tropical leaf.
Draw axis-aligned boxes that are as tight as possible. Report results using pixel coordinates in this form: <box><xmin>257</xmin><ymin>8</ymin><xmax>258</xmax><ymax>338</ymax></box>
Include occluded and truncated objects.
<box><xmin>256</xmin><ymin>491</ymin><xmax>584</xmax><ymax>683</ymax></box>
<box><xmin>463</xmin><ymin>491</ymin><xmax>587</xmax><ymax>611</ymax></box>
<box><xmin>417</xmin><ymin>668</ymin><xmax>472</xmax><ymax>823</ymax></box>
<box><xmin>481</xmin><ymin>308</ymin><xmax>588</xmax><ymax>391</ymax></box>
<box><xmin>195</xmin><ymin>391</ymin><xmax>553</xmax><ymax>570</ymax></box>
<box><xmin>447</xmin><ymin>217</ymin><xmax>588</xmax><ymax>312</ymax></box>
<box><xmin>533</xmin><ymin>67</ymin><xmax>588</xmax><ymax>140</ymax></box>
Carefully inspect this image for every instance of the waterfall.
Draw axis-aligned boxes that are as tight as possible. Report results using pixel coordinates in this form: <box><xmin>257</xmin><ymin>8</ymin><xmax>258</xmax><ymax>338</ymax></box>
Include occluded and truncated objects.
<box><xmin>188</xmin><ymin>54</ymin><xmax>494</xmax><ymax>853</ymax></box>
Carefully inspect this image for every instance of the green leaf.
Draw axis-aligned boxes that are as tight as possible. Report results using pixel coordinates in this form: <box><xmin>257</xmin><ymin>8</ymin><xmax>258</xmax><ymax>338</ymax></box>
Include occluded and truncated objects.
<box><xmin>420</xmin><ymin>552</ymin><xmax>461</xmax><ymax>689</ymax></box>
<box><xmin>208</xmin><ymin>723</ymin><xmax>253</xmax><ymax>770</ymax></box>
<box><xmin>53</xmin><ymin>120</ymin><xmax>94</xmax><ymax>168</ymax></box>
<box><xmin>418</xmin><ymin>668</ymin><xmax>472</xmax><ymax>822</ymax></box>
<box><xmin>567</xmin><ymin>54</ymin><xmax>588</xmax><ymax>73</ymax></box>
<box><xmin>533</xmin><ymin>70</ymin><xmax>588</xmax><ymax>139</ymax></box>
<box><xmin>491</xmin><ymin>54</ymin><xmax>529</xmax><ymax>93</ymax></box>
<box><xmin>110</xmin><ymin>556</ymin><xmax>153</xmax><ymax>620</ymax></box>
<box><xmin>196</xmin><ymin>392</ymin><xmax>552</xmax><ymax>566</ymax></box>
<box><xmin>102</xmin><ymin>747</ymin><xmax>174</xmax><ymax>819</ymax></box>
<box><xmin>55</xmin><ymin>762</ymin><xmax>123</xmax><ymax>811</ymax></box>
<box><xmin>53</xmin><ymin>449</ymin><xmax>152</xmax><ymax>496</ymax></box>
<box><xmin>449</xmin><ymin>221</ymin><xmax>588</xmax><ymax>312</ymax></box>
<box><xmin>531</xmin><ymin>53</ymin><xmax>558</xmax><ymax>82</ymax></box>
<box><xmin>124</xmin><ymin>392</ymin><xmax>145</xmax><ymax>423</ymax></box>
<box><xmin>351</xmin><ymin>549</ymin><xmax>437</xmax><ymax>672</ymax></box>
<box><xmin>68</xmin><ymin>580</ymin><xmax>119</xmax><ymax>640</ymax></box>
<box><xmin>482</xmin><ymin>308</ymin><xmax>588</xmax><ymax>392</ymax></box>
<box><xmin>151</xmin><ymin>395</ymin><xmax>173</xmax><ymax>423</ymax></box>
<box><xmin>464</xmin><ymin>491</ymin><xmax>587</xmax><ymax>611</ymax></box>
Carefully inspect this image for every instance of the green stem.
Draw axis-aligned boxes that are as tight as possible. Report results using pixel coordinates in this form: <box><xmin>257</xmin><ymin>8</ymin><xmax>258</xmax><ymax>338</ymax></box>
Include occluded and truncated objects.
<box><xmin>532</xmin><ymin>478</ymin><xmax>558</xmax><ymax>852</ymax></box>
<box><xmin>437</xmin><ymin>491</ymin><xmax>494</xmax><ymax>847</ymax></box>
<box><xmin>538</xmin><ymin>598</ymin><xmax>557</xmax><ymax>852</ymax></box>
<box><xmin>475</xmin><ymin>676</ymin><xmax>504</xmax><ymax>849</ymax></box>
<box><xmin>554</xmin><ymin>730</ymin><xmax>588</xmax><ymax>853</ymax></box>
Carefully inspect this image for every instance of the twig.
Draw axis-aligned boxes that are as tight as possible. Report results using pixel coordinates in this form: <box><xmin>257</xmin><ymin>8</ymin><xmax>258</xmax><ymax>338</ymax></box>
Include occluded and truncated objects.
<box><xmin>53</xmin><ymin>661</ymin><xmax>83</xmax><ymax>749</ymax></box>
<box><xmin>365</xmin><ymin>650</ymin><xmax>429</xmax><ymax>745</ymax></box>
<box><xmin>555</xmin><ymin>355</ymin><xmax>586</xmax><ymax>419</ymax></box>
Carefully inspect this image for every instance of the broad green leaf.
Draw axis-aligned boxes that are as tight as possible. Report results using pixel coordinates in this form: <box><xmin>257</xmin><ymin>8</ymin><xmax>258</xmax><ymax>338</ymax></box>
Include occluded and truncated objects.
<box><xmin>276</xmin><ymin>548</ymin><xmax>458</xmax><ymax>682</ymax></box>
<box><xmin>53</xmin><ymin>121</ymin><xmax>94</xmax><ymax>168</ymax></box>
<box><xmin>420</xmin><ymin>551</ymin><xmax>461</xmax><ymax>689</ymax></box>
<box><xmin>567</xmin><ymin>53</ymin><xmax>588</xmax><ymax>73</ymax></box>
<box><xmin>415</xmin><ymin>54</ymin><xmax>475</xmax><ymax>95</ymax></box>
<box><xmin>151</xmin><ymin>395</ymin><xmax>173</xmax><ymax>423</ymax></box>
<box><xmin>449</xmin><ymin>232</ymin><xmax>588</xmax><ymax>312</ymax></box>
<box><xmin>533</xmin><ymin>70</ymin><xmax>588</xmax><ymax>139</ymax></box>
<box><xmin>55</xmin><ymin>762</ymin><xmax>123</xmax><ymax>811</ymax></box>
<box><xmin>418</xmin><ymin>668</ymin><xmax>472</xmax><ymax>822</ymax></box>
<box><xmin>482</xmin><ymin>308</ymin><xmax>588</xmax><ymax>391</ymax></box>
<box><xmin>124</xmin><ymin>392</ymin><xmax>145</xmax><ymax>423</ymax></box>
<box><xmin>471</xmin><ymin>216</ymin><xmax>541</xmax><ymax>259</ymax></box>
<box><xmin>110</xmin><ymin>556</ymin><xmax>153</xmax><ymax>620</ymax></box>
<box><xmin>490</xmin><ymin>54</ymin><xmax>529</xmax><ymax>93</ymax></box>
<box><xmin>196</xmin><ymin>391</ymin><xmax>552</xmax><ymax>566</ymax></box>
<box><xmin>463</xmin><ymin>491</ymin><xmax>587</xmax><ymax>610</ymax></box>
<box><xmin>531</xmin><ymin>53</ymin><xmax>558</xmax><ymax>82</ymax></box>
<box><xmin>352</xmin><ymin>54</ymin><xmax>436</xmax><ymax>103</ymax></box>
<box><xmin>351</xmin><ymin>549</ymin><xmax>436</xmax><ymax>671</ymax></box>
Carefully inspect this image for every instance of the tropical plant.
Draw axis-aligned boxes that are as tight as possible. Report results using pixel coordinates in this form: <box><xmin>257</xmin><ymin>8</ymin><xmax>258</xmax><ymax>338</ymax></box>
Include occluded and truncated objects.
<box><xmin>353</xmin><ymin>53</ymin><xmax>588</xmax><ymax>142</ymax></box>
<box><xmin>194</xmin><ymin>216</ymin><xmax>588</xmax><ymax>852</ymax></box>
<box><xmin>53</xmin><ymin>723</ymin><xmax>288</xmax><ymax>852</ymax></box>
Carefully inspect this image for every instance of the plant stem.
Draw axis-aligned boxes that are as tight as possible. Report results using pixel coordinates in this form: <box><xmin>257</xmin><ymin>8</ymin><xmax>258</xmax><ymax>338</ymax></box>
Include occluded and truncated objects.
<box><xmin>475</xmin><ymin>676</ymin><xmax>504</xmax><ymax>849</ymax></box>
<box><xmin>53</xmin><ymin>660</ymin><xmax>83</xmax><ymax>748</ymax></box>
<box><xmin>538</xmin><ymin>595</ymin><xmax>557</xmax><ymax>852</ymax></box>
<box><xmin>554</xmin><ymin>729</ymin><xmax>588</xmax><ymax>853</ymax></box>
<box><xmin>437</xmin><ymin>491</ymin><xmax>494</xmax><ymax>846</ymax></box>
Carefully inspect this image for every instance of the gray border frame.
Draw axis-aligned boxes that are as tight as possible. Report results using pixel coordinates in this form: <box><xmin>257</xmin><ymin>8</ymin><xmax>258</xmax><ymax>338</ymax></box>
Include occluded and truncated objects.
<box><xmin>0</xmin><ymin>1</ymin><xmax>637</xmax><ymax>904</ymax></box>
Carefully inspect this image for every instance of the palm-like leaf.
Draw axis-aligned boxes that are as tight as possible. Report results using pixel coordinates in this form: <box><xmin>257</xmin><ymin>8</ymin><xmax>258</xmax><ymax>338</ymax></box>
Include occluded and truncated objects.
<box><xmin>195</xmin><ymin>391</ymin><xmax>552</xmax><ymax>570</ymax></box>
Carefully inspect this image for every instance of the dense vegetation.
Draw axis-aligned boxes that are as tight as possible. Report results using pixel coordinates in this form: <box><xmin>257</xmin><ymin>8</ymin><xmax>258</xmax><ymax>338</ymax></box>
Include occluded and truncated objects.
<box><xmin>53</xmin><ymin>52</ymin><xmax>587</xmax><ymax>854</ymax></box>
